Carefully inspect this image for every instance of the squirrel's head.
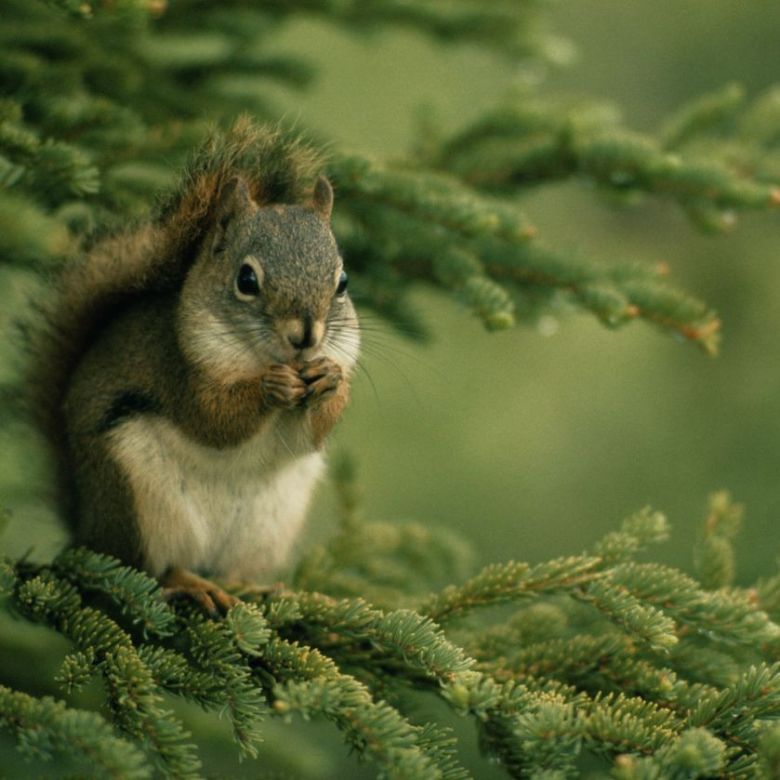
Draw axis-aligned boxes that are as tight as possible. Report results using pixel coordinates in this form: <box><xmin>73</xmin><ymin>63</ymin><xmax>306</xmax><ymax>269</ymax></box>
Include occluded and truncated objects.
<box><xmin>178</xmin><ymin>175</ymin><xmax>359</xmax><ymax>381</ymax></box>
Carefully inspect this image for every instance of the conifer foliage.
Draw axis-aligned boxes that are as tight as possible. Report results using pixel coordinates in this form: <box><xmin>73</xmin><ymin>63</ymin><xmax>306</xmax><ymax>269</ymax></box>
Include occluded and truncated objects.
<box><xmin>4</xmin><ymin>0</ymin><xmax>780</xmax><ymax>347</ymax></box>
<box><xmin>3</xmin><ymin>1</ymin><xmax>780</xmax><ymax>777</ymax></box>
<box><xmin>5</xmin><ymin>485</ymin><xmax>780</xmax><ymax>778</ymax></box>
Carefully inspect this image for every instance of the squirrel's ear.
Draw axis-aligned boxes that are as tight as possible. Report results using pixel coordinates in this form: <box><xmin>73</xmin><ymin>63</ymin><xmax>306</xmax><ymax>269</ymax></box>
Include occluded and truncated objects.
<box><xmin>215</xmin><ymin>175</ymin><xmax>254</xmax><ymax>228</ymax></box>
<box><xmin>312</xmin><ymin>175</ymin><xmax>334</xmax><ymax>221</ymax></box>
<box><xmin>211</xmin><ymin>176</ymin><xmax>254</xmax><ymax>256</ymax></box>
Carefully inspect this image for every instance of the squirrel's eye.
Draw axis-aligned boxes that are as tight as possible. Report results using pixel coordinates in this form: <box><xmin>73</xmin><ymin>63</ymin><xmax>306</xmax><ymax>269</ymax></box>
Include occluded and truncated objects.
<box><xmin>236</xmin><ymin>264</ymin><xmax>260</xmax><ymax>298</ymax></box>
<box><xmin>336</xmin><ymin>271</ymin><xmax>348</xmax><ymax>297</ymax></box>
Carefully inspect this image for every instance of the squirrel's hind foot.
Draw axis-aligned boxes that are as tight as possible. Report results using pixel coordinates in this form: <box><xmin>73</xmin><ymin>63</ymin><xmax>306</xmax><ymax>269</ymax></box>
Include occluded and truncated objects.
<box><xmin>161</xmin><ymin>567</ymin><xmax>239</xmax><ymax>617</ymax></box>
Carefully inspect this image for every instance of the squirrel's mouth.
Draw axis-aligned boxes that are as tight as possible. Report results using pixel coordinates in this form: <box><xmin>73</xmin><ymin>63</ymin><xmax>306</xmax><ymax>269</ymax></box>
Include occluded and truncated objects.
<box><xmin>268</xmin><ymin>317</ymin><xmax>326</xmax><ymax>364</ymax></box>
<box><xmin>265</xmin><ymin>341</ymin><xmax>323</xmax><ymax>366</ymax></box>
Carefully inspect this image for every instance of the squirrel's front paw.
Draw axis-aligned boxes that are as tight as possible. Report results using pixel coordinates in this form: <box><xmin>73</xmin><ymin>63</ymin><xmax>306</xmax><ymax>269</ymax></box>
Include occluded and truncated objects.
<box><xmin>299</xmin><ymin>357</ymin><xmax>343</xmax><ymax>406</ymax></box>
<box><xmin>261</xmin><ymin>363</ymin><xmax>307</xmax><ymax>409</ymax></box>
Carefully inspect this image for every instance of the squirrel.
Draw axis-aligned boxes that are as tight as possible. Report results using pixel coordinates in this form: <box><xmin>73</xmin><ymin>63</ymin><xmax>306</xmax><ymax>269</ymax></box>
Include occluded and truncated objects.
<box><xmin>25</xmin><ymin>119</ymin><xmax>360</xmax><ymax>613</ymax></box>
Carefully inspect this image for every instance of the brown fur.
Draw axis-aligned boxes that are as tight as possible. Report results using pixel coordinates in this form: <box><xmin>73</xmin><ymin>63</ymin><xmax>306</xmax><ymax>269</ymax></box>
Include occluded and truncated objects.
<box><xmin>26</xmin><ymin>120</ymin><xmax>359</xmax><ymax>581</ymax></box>
<box><xmin>28</xmin><ymin>120</ymin><xmax>323</xmax><ymax>459</ymax></box>
<box><xmin>310</xmin><ymin>381</ymin><xmax>351</xmax><ymax>450</ymax></box>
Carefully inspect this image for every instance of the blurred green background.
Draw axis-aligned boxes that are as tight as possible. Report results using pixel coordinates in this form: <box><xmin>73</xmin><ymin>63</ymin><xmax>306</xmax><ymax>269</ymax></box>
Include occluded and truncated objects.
<box><xmin>3</xmin><ymin>1</ymin><xmax>780</xmax><ymax>776</ymax></box>
<box><xmin>273</xmin><ymin>0</ymin><xmax>780</xmax><ymax>578</ymax></box>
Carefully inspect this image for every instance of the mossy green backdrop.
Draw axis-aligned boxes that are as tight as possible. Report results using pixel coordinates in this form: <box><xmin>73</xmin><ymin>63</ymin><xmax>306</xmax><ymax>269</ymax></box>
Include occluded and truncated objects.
<box><xmin>275</xmin><ymin>1</ymin><xmax>780</xmax><ymax>575</ymax></box>
<box><xmin>2</xmin><ymin>2</ymin><xmax>780</xmax><ymax>776</ymax></box>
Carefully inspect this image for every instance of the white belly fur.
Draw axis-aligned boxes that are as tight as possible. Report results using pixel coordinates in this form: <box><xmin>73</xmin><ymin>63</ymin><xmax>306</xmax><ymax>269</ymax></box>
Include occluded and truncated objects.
<box><xmin>108</xmin><ymin>413</ymin><xmax>324</xmax><ymax>581</ymax></box>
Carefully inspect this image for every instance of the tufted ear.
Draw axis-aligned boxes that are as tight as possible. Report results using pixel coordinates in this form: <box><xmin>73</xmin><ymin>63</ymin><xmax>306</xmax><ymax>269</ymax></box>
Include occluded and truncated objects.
<box><xmin>212</xmin><ymin>176</ymin><xmax>253</xmax><ymax>255</ymax></box>
<box><xmin>215</xmin><ymin>175</ymin><xmax>254</xmax><ymax>227</ymax></box>
<box><xmin>312</xmin><ymin>175</ymin><xmax>334</xmax><ymax>221</ymax></box>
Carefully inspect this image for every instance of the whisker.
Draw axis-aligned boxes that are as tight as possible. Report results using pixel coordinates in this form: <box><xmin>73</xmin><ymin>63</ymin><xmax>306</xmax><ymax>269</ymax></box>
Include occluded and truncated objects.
<box><xmin>325</xmin><ymin>340</ymin><xmax>380</xmax><ymax>403</ymax></box>
<box><xmin>355</xmin><ymin>334</ymin><xmax>446</xmax><ymax>383</ymax></box>
<box><xmin>355</xmin><ymin>358</ymin><xmax>380</xmax><ymax>402</ymax></box>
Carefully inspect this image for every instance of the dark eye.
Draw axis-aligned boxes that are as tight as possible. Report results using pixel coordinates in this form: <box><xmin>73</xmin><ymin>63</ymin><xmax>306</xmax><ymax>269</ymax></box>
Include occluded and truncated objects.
<box><xmin>236</xmin><ymin>264</ymin><xmax>260</xmax><ymax>298</ymax></box>
<box><xmin>336</xmin><ymin>270</ymin><xmax>348</xmax><ymax>297</ymax></box>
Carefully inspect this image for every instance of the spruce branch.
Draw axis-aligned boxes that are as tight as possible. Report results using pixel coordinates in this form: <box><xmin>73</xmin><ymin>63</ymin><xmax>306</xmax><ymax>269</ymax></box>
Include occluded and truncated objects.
<box><xmin>660</xmin><ymin>82</ymin><xmax>746</xmax><ymax>150</ymax></box>
<box><xmin>332</xmin><ymin>153</ymin><xmax>721</xmax><ymax>351</ymax></box>
<box><xmin>613</xmin><ymin>728</ymin><xmax>727</xmax><ymax>780</ymax></box>
<box><xmin>424</xmin><ymin>508</ymin><xmax>671</xmax><ymax>623</ymax></box>
<box><xmin>7</xmin><ymin>564</ymin><xmax>203</xmax><ymax>778</ymax></box>
<box><xmin>693</xmin><ymin>491</ymin><xmax>743</xmax><ymax>591</ymax></box>
<box><xmin>265</xmin><ymin>591</ymin><xmax>473</xmax><ymax>682</ymax></box>
<box><xmin>485</xmin><ymin>634</ymin><xmax>678</xmax><ymax>697</ymax></box>
<box><xmin>423</xmin><ymin>556</ymin><xmax>603</xmax><ymax>624</ymax></box>
<box><xmin>2</xmin><ymin>496</ymin><xmax>780</xmax><ymax>777</ymax></box>
<box><xmin>574</xmin><ymin>580</ymin><xmax>678</xmax><ymax>653</ymax></box>
<box><xmin>56</xmin><ymin>648</ymin><xmax>97</xmax><ymax>694</ymax></box>
<box><xmin>102</xmin><ymin>646</ymin><xmax>202</xmax><ymax>780</ymax></box>
<box><xmin>2</xmin><ymin>11</ymin><xmax>768</xmax><ymax>355</ymax></box>
<box><xmin>183</xmin><ymin>611</ymin><xmax>269</xmax><ymax>758</ymax></box>
<box><xmin>607</xmin><ymin>562</ymin><xmax>780</xmax><ymax>646</ymax></box>
<box><xmin>664</xmin><ymin>640</ymin><xmax>743</xmax><ymax>690</ymax></box>
<box><xmin>258</xmin><ymin>0</ymin><xmax>558</xmax><ymax>61</ymax></box>
<box><xmin>53</xmin><ymin>547</ymin><xmax>176</xmax><ymax>638</ymax></box>
<box><xmin>436</xmin><ymin>97</ymin><xmax>780</xmax><ymax>220</ymax></box>
<box><xmin>266</xmin><ymin>635</ymin><xmax>467</xmax><ymax>779</ymax></box>
<box><xmin>0</xmin><ymin>684</ymin><xmax>151</xmax><ymax>779</ymax></box>
<box><xmin>5</xmin><ymin>2</ymin><xmax>780</xmax><ymax>777</ymax></box>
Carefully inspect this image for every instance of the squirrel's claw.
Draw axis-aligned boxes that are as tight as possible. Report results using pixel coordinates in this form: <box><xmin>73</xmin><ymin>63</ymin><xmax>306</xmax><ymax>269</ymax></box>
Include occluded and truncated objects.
<box><xmin>161</xmin><ymin>567</ymin><xmax>239</xmax><ymax>618</ymax></box>
<box><xmin>300</xmin><ymin>357</ymin><xmax>342</xmax><ymax>405</ymax></box>
<box><xmin>261</xmin><ymin>364</ymin><xmax>307</xmax><ymax>409</ymax></box>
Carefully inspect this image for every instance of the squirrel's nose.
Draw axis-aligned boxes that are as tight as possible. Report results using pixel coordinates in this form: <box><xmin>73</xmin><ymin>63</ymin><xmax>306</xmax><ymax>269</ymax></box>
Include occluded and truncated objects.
<box><xmin>288</xmin><ymin>328</ymin><xmax>311</xmax><ymax>349</ymax></box>
<box><xmin>281</xmin><ymin>318</ymin><xmax>324</xmax><ymax>350</ymax></box>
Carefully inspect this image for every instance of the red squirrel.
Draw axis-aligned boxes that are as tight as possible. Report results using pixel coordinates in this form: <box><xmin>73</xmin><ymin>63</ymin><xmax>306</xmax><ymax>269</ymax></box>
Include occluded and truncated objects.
<box><xmin>27</xmin><ymin>120</ymin><xmax>360</xmax><ymax>613</ymax></box>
